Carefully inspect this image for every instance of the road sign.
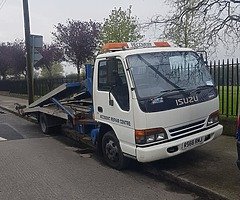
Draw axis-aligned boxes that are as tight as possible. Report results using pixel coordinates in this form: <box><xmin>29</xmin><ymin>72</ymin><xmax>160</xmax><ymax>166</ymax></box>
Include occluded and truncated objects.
<box><xmin>30</xmin><ymin>34</ymin><xmax>43</xmax><ymax>65</ymax></box>
<box><xmin>33</xmin><ymin>49</ymin><xmax>43</xmax><ymax>65</ymax></box>
<box><xmin>30</xmin><ymin>35</ymin><xmax>43</xmax><ymax>48</ymax></box>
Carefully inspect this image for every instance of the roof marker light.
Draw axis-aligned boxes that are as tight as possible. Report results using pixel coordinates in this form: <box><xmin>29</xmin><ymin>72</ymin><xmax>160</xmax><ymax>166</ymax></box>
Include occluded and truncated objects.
<box><xmin>102</xmin><ymin>42</ymin><xmax>128</xmax><ymax>52</ymax></box>
<box><xmin>154</xmin><ymin>41</ymin><xmax>171</xmax><ymax>47</ymax></box>
<box><xmin>102</xmin><ymin>41</ymin><xmax>171</xmax><ymax>52</ymax></box>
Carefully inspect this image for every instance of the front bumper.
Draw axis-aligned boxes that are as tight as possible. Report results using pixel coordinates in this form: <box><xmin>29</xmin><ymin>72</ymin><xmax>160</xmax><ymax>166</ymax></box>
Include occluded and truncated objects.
<box><xmin>237</xmin><ymin>141</ymin><xmax>240</xmax><ymax>170</ymax></box>
<box><xmin>136</xmin><ymin>124</ymin><xmax>223</xmax><ymax>163</ymax></box>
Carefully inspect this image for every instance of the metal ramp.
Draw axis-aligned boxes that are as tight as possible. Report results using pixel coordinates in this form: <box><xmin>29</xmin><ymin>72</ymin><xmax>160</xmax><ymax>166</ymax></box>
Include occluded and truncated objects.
<box><xmin>29</xmin><ymin>82</ymin><xmax>81</xmax><ymax>108</ymax></box>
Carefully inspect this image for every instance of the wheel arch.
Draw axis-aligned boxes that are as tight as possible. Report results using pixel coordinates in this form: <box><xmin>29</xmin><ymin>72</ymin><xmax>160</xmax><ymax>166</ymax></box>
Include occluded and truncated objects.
<box><xmin>96</xmin><ymin>123</ymin><xmax>114</xmax><ymax>154</ymax></box>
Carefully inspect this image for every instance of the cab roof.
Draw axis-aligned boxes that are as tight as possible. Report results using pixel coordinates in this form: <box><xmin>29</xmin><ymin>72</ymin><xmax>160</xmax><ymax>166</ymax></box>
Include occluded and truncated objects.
<box><xmin>96</xmin><ymin>46</ymin><xmax>194</xmax><ymax>60</ymax></box>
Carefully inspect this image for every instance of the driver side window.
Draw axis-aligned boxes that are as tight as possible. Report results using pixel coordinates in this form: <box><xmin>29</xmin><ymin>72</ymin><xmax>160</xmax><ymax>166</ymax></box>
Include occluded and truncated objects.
<box><xmin>98</xmin><ymin>59</ymin><xmax>130</xmax><ymax>111</ymax></box>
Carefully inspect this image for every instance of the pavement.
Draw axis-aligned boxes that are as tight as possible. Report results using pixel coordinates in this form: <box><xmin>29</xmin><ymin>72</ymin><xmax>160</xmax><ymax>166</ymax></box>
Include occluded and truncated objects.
<box><xmin>0</xmin><ymin>94</ymin><xmax>239</xmax><ymax>200</ymax></box>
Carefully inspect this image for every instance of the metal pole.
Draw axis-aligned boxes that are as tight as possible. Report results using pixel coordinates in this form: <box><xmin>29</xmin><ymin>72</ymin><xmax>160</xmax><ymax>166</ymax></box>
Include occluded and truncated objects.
<box><xmin>22</xmin><ymin>0</ymin><xmax>34</xmax><ymax>104</ymax></box>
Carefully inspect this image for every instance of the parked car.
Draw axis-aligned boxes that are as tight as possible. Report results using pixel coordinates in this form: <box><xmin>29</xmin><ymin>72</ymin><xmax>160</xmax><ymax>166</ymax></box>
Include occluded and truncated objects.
<box><xmin>237</xmin><ymin>107</ymin><xmax>240</xmax><ymax>169</ymax></box>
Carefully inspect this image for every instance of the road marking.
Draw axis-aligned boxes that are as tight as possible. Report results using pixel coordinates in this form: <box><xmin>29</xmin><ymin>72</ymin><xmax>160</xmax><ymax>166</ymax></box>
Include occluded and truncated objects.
<box><xmin>0</xmin><ymin>137</ymin><xmax>7</xmax><ymax>141</ymax></box>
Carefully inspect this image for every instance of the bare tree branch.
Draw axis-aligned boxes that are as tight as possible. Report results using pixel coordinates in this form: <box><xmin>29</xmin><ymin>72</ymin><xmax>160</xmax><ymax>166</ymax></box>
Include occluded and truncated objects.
<box><xmin>144</xmin><ymin>0</ymin><xmax>240</xmax><ymax>55</ymax></box>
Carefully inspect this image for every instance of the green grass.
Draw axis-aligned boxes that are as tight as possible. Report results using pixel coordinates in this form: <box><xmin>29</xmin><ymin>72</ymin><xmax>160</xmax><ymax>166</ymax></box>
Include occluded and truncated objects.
<box><xmin>218</xmin><ymin>86</ymin><xmax>240</xmax><ymax>116</ymax></box>
<box><xmin>220</xmin><ymin>116</ymin><xmax>237</xmax><ymax>137</ymax></box>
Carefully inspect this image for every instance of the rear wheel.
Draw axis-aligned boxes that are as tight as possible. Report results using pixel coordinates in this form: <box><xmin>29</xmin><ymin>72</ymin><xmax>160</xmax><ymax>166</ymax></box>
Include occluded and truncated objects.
<box><xmin>39</xmin><ymin>113</ymin><xmax>61</xmax><ymax>134</ymax></box>
<box><xmin>102</xmin><ymin>131</ymin><xmax>129</xmax><ymax>170</ymax></box>
<box><xmin>39</xmin><ymin>113</ymin><xmax>49</xmax><ymax>134</ymax></box>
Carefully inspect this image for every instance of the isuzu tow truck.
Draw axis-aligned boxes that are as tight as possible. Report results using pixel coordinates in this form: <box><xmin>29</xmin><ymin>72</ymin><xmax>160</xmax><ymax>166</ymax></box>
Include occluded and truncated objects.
<box><xmin>23</xmin><ymin>42</ymin><xmax>223</xmax><ymax>170</ymax></box>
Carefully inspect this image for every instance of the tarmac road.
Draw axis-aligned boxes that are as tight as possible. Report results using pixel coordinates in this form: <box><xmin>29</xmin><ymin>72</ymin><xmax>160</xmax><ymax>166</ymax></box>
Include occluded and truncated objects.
<box><xmin>0</xmin><ymin>94</ymin><xmax>239</xmax><ymax>200</ymax></box>
<box><xmin>0</xmin><ymin>108</ymin><xmax>203</xmax><ymax>200</ymax></box>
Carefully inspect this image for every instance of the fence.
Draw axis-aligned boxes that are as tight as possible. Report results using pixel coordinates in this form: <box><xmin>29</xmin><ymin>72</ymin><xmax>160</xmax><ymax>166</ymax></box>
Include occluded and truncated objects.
<box><xmin>0</xmin><ymin>59</ymin><xmax>239</xmax><ymax>117</ymax></box>
<box><xmin>209</xmin><ymin>59</ymin><xmax>239</xmax><ymax>117</ymax></box>
<box><xmin>0</xmin><ymin>77</ymin><xmax>78</xmax><ymax>97</ymax></box>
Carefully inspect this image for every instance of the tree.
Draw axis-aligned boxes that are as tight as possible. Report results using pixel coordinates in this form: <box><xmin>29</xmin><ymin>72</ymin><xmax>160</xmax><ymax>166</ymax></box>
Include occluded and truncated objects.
<box><xmin>149</xmin><ymin>0</ymin><xmax>240</xmax><ymax>53</ymax></box>
<box><xmin>0</xmin><ymin>41</ymin><xmax>26</xmax><ymax>80</ymax></box>
<box><xmin>0</xmin><ymin>43</ymin><xmax>12</xmax><ymax>80</ymax></box>
<box><xmin>9</xmin><ymin>40</ymin><xmax>26</xmax><ymax>79</ymax></box>
<box><xmin>35</xmin><ymin>44</ymin><xmax>64</xmax><ymax>78</ymax></box>
<box><xmin>101</xmin><ymin>6</ymin><xmax>143</xmax><ymax>43</ymax></box>
<box><xmin>52</xmin><ymin>20</ymin><xmax>101</xmax><ymax>81</ymax></box>
<box><xmin>40</xmin><ymin>62</ymin><xmax>64</xmax><ymax>78</ymax></box>
<box><xmin>159</xmin><ymin>0</ymin><xmax>208</xmax><ymax>49</ymax></box>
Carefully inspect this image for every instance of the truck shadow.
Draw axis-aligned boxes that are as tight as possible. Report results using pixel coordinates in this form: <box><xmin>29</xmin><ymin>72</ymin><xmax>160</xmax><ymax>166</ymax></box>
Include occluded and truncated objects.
<box><xmin>146</xmin><ymin>149</ymin><xmax>215</xmax><ymax>170</ymax></box>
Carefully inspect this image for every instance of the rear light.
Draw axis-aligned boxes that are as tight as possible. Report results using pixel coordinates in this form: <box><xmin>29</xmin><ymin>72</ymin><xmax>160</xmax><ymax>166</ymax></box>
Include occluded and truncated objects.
<box><xmin>207</xmin><ymin>110</ymin><xmax>219</xmax><ymax>126</ymax></box>
<box><xmin>135</xmin><ymin>128</ymin><xmax>167</xmax><ymax>144</ymax></box>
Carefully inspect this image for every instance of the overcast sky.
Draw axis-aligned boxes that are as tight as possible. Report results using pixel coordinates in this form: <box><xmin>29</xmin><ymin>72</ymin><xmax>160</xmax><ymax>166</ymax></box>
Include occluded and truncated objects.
<box><xmin>0</xmin><ymin>0</ymin><xmax>171</xmax><ymax>73</ymax></box>
<box><xmin>0</xmin><ymin>0</ymin><xmax>170</xmax><ymax>74</ymax></box>
<box><xmin>0</xmin><ymin>0</ymin><xmax>239</xmax><ymax>74</ymax></box>
<box><xmin>0</xmin><ymin>0</ymin><xmax>168</xmax><ymax>43</ymax></box>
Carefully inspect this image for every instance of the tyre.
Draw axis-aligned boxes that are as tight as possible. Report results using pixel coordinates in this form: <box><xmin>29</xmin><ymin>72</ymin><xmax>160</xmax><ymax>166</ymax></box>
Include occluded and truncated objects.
<box><xmin>39</xmin><ymin>113</ymin><xmax>61</xmax><ymax>135</ymax></box>
<box><xmin>102</xmin><ymin>131</ymin><xmax>129</xmax><ymax>170</ymax></box>
<box><xmin>39</xmin><ymin>113</ymin><xmax>50</xmax><ymax>134</ymax></box>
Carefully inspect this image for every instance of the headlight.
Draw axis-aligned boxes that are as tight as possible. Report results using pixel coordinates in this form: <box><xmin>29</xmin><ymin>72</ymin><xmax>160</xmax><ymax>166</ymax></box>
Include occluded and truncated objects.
<box><xmin>146</xmin><ymin>135</ymin><xmax>155</xmax><ymax>143</ymax></box>
<box><xmin>135</xmin><ymin>128</ymin><xmax>167</xmax><ymax>144</ymax></box>
<box><xmin>156</xmin><ymin>133</ymin><xmax>166</xmax><ymax>140</ymax></box>
<box><xmin>207</xmin><ymin>110</ymin><xmax>219</xmax><ymax>126</ymax></box>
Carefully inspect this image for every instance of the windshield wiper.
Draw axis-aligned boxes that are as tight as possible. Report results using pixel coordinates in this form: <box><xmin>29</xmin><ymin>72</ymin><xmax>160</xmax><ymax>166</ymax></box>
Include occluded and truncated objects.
<box><xmin>169</xmin><ymin>88</ymin><xmax>186</xmax><ymax>92</ymax></box>
<box><xmin>196</xmin><ymin>85</ymin><xmax>214</xmax><ymax>89</ymax></box>
<box><xmin>190</xmin><ymin>85</ymin><xmax>214</xmax><ymax>94</ymax></box>
<box><xmin>137</xmin><ymin>55</ymin><xmax>182</xmax><ymax>90</ymax></box>
<box><xmin>151</xmin><ymin>88</ymin><xmax>186</xmax><ymax>100</ymax></box>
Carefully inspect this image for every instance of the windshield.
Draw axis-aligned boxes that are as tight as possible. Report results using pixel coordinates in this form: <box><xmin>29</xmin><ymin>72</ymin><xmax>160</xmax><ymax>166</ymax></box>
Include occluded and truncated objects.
<box><xmin>127</xmin><ymin>51</ymin><xmax>213</xmax><ymax>99</ymax></box>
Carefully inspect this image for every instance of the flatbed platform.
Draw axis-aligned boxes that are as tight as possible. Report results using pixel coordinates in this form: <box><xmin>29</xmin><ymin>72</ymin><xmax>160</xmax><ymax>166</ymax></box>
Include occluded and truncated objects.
<box><xmin>29</xmin><ymin>82</ymin><xmax>81</xmax><ymax>108</ymax></box>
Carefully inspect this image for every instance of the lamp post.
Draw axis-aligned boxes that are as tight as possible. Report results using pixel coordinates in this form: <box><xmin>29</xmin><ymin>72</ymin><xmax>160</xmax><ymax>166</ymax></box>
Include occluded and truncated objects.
<box><xmin>22</xmin><ymin>0</ymin><xmax>34</xmax><ymax>104</ymax></box>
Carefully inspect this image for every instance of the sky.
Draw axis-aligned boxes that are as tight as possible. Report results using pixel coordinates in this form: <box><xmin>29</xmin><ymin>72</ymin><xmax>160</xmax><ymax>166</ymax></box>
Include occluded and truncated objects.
<box><xmin>0</xmin><ymin>0</ymin><xmax>169</xmax><ymax>74</ymax></box>
<box><xmin>0</xmin><ymin>0</ymin><xmax>239</xmax><ymax>74</ymax></box>
<box><xmin>0</xmin><ymin>0</ymin><xmax>168</xmax><ymax>43</ymax></box>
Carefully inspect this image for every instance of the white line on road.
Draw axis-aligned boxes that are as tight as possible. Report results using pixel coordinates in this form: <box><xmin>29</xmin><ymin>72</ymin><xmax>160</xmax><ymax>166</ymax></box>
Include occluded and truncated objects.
<box><xmin>0</xmin><ymin>137</ymin><xmax>7</xmax><ymax>141</ymax></box>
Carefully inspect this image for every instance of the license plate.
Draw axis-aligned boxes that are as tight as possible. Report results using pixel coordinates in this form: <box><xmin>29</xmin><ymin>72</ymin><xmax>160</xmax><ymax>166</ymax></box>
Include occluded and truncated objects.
<box><xmin>182</xmin><ymin>137</ymin><xmax>204</xmax><ymax>150</ymax></box>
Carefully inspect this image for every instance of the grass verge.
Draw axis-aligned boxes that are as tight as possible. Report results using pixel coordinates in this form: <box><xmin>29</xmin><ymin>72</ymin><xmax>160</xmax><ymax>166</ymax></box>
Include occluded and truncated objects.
<box><xmin>220</xmin><ymin>116</ymin><xmax>237</xmax><ymax>137</ymax></box>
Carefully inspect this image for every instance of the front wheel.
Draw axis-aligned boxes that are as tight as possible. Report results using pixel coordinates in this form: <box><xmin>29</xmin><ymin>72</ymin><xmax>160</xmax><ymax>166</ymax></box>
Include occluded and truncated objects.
<box><xmin>102</xmin><ymin>131</ymin><xmax>129</xmax><ymax>170</ymax></box>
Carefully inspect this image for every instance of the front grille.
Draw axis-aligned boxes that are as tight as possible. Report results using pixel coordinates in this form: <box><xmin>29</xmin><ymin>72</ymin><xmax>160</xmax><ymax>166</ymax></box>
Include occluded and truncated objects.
<box><xmin>169</xmin><ymin>119</ymin><xmax>205</xmax><ymax>137</ymax></box>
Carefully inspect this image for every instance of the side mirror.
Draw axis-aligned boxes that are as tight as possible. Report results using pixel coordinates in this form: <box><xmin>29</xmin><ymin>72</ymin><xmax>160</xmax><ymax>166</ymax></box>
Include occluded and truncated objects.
<box><xmin>196</xmin><ymin>50</ymin><xmax>208</xmax><ymax>65</ymax></box>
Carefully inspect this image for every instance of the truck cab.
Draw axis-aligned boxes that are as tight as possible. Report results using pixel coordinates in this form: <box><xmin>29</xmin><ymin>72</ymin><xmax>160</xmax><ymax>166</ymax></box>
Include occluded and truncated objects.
<box><xmin>93</xmin><ymin>42</ymin><xmax>223</xmax><ymax>169</ymax></box>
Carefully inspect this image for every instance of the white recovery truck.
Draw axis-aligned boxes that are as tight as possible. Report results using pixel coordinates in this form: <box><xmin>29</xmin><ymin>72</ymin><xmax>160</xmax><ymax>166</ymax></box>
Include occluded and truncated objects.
<box><xmin>23</xmin><ymin>42</ymin><xmax>223</xmax><ymax>170</ymax></box>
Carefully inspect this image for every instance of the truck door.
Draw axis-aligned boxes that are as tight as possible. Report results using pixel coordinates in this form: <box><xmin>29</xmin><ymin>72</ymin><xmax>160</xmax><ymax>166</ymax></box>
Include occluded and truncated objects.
<box><xmin>93</xmin><ymin>57</ymin><xmax>135</xmax><ymax>154</ymax></box>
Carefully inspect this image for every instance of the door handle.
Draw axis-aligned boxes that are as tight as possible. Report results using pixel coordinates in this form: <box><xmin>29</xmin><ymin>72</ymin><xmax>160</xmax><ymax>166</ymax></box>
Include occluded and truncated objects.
<box><xmin>97</xmin><ymin>106</ymin><xmax>103</xmax><ymax>113</ymax></box>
